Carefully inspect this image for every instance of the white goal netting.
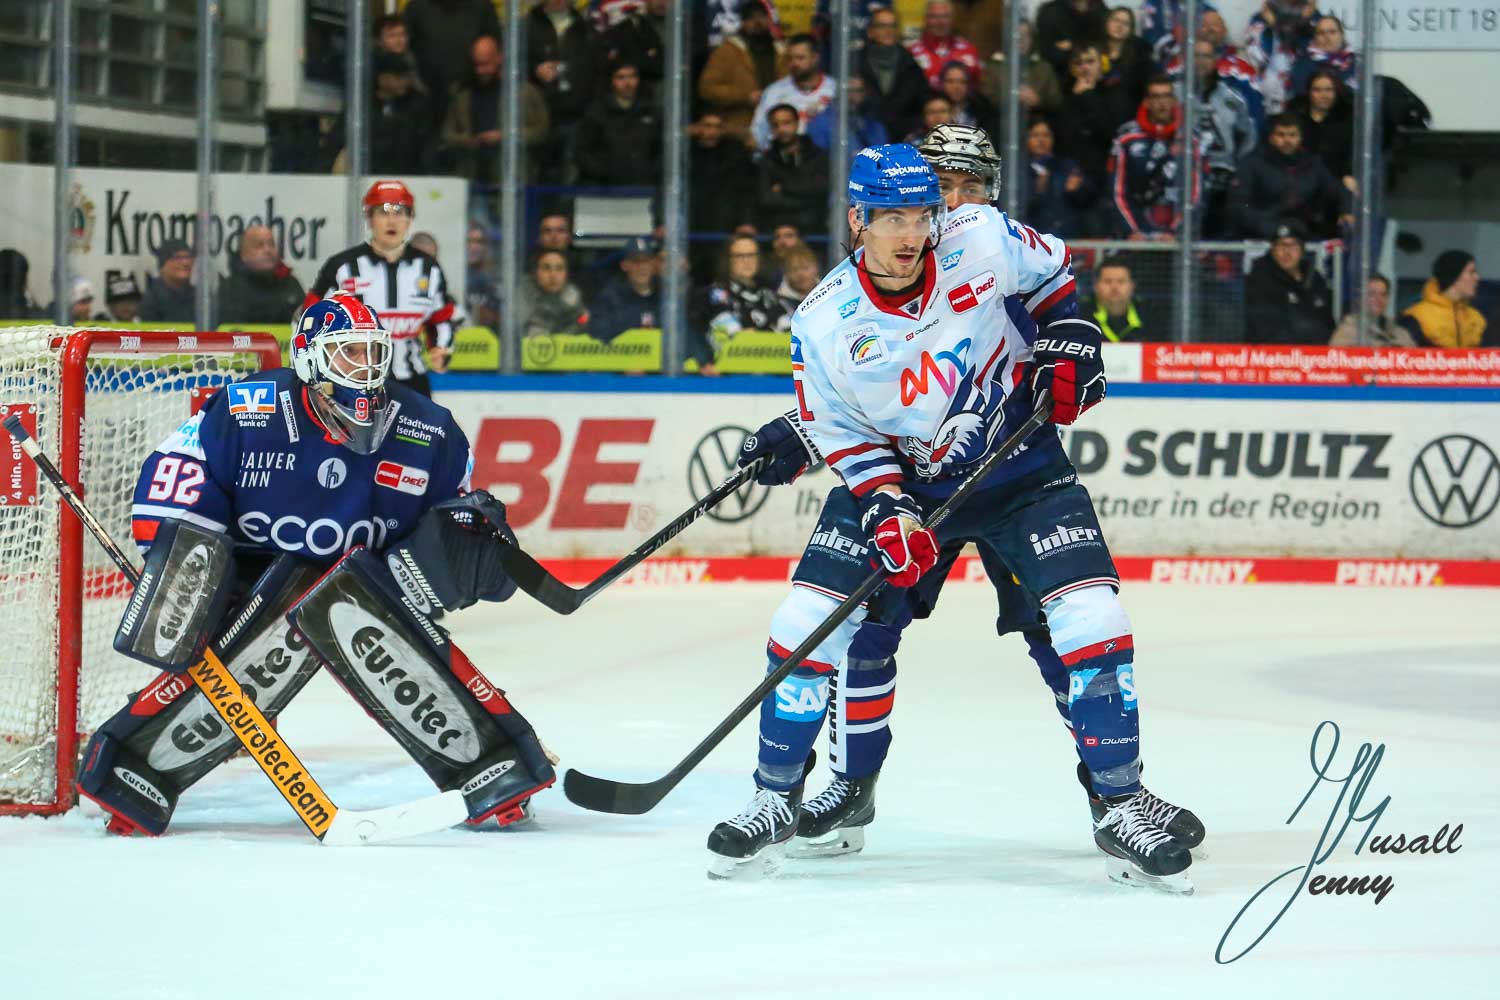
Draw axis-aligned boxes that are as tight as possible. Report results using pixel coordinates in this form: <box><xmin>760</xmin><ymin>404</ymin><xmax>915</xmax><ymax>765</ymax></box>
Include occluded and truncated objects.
<box><xmin>0</xmin><ymin>327</ymin><xmax>268</xmax><ymax>810</ymax></box>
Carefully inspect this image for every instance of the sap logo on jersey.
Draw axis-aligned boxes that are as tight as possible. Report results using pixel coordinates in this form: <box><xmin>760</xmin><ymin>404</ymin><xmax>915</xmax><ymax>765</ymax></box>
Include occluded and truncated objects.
<box><xmin>227</xmin><ymin>382</ymin><xmax>277</xmax><ymax>424</ymax></box>
<box><xmin>328</xmin><ymin>601</ymin><xmax>481</xmax><ymax>764</ymax></box>
<box><xmin>237</xmin><ymin>512</ymin><xmax>389</xmax><ymax>555</ymax></box>
<box><xmin>947</xmin><ymin>271</ymin><xmax>997</xmax><ymax>314</ymax></box>
<box><xmin>775</xmin><ymin>673</ymin><xmax>830</xmax><ymax>720</ymax></box>
<box><xmin>940</xmin><ymin>249</ymin><xmax>964</xmax><ymax>271</ymax></box>
<box><xmin>1117</xmin><ymin>664</ymin><xmax>1137</xmax><ymax>711</ymax></box>
<box><xmin>838</xmin><ymin>297</ymin><xmax>860</xmax><ymax>319</ymax></box>
<box><xmin>375</xmin><ymin>461</ymin><xmax>429</xmax><ymax>495</ymax></box>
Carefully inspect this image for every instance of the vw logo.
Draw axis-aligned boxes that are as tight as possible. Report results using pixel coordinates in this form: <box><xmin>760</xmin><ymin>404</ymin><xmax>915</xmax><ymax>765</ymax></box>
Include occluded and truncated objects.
<box><xmin>688</xmin><ymin>425</ymin><xmax>771</xmax><ymax>523</ymax></box>
<box><xmin>1409</xmin><ymin>434</ymin><xmax>1499</xmax><ymax>529</ymax></box>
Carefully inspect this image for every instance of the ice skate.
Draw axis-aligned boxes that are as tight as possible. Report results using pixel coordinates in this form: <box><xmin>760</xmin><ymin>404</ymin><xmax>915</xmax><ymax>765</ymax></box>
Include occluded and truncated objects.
<box><xmin>707</xmin><ymin>784</ymin><xmax>804</xmax><ymax>879</ymax></box>
<box><xmin>1078</xmin><ymin>762</ymin><xmax>1205</xmax><ymax>853</ymax></box>
<box><xmin>789</xmin><ymin>771</ymin><xmax>878</xmax><ymax>858</ymax></box>
<box><xmin>1093</xmin><ymin>792</ymin><xmax>1195</xmax><ymax>894</ymax></box>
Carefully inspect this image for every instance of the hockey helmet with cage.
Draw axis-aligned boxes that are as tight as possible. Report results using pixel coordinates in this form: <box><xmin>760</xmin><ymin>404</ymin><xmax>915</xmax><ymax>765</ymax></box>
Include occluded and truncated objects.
<box><xmin>917</xmin><ymin>124</ymin><xmax>1001</xmax><ymax>203</ymax></box>
<box><xmin>363</xmin><ymin>179</ymin><xmax>415</xmax><ymax>217</ymax></box>
<box><xmin>292</xmin><ymin>294</ymin><xmax>396</xmax><ymax>455</ymax></box>
<box><xmin>847</xmin><ymin>143</ymin><xmax>946</xmax><ymax>246</ymax></box>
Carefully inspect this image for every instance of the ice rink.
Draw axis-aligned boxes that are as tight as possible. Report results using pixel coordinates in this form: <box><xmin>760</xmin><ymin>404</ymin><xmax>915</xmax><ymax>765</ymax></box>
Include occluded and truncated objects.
<box><xmin>2</xmin><ymin>580</ymin><xmax>1495</xmax><ymax>999</ymax></box>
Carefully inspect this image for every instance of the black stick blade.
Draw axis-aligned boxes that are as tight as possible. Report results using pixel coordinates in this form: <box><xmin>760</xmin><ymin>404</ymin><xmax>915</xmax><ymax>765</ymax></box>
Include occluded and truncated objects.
<box><xmin>497</xmin><ymin>544</ymin><xmax>587</xmax><ymax>615</ymax></box>
<box><xmin>562</xmin><ymin>767</ymin><xmax>668</xmax><ymax>815</ymax></box>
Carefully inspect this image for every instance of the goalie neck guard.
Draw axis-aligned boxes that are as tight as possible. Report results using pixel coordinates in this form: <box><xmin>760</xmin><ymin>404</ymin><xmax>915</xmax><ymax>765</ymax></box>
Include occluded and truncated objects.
<box><xmin>292</xmin><ymin>293</ymin><xmax>396</xmax><ymax>455</ymax></box>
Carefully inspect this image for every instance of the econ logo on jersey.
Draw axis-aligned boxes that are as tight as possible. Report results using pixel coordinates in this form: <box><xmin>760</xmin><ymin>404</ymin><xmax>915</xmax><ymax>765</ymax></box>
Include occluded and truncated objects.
<box><xmin>226</xmin><ymin>382</ymin><xmax>277</xmax><ymax>416</ymax></box>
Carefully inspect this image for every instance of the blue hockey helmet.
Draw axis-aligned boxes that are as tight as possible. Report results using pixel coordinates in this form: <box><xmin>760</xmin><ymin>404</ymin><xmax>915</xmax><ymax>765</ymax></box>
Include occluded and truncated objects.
<box><xmin>847</xmin><ymin>143</ymin><xmax>946</xmax><ymax>244</ymax></box>
<box><xmin>291</xmin><ymin>293</ymin><xmax>396</xmax><ymax>454</ymax></box>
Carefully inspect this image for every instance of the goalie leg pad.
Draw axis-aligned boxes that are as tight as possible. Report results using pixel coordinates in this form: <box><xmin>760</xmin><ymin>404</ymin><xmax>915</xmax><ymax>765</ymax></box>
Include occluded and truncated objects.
<box><xmin>113</xmin><ymin>518</ymin><xmax>237</xmax><ymax>673</ymax></box>
<box><xmin>81</xmin><ymin>555</ymin><xmax>326</xmax><ymax>835</ymax></box>
<box><xmin>288</xmin><ymin>548</ymin><xmax>556</xmax><ymax>825</ymax></box>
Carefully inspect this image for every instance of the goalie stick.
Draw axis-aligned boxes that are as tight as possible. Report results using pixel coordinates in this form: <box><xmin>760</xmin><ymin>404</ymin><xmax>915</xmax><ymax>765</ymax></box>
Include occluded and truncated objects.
<box><xmin>498</xmin><ymin>454</ymin><xmax>770</xmax><ymax>615</ymax></box>
<box><xmin>563</xmin><ymin>390</ymin><xmax>1054</xmax><ymax>815</ymax></box>
<box><xmin>3</xmin><ymin>414</ymin><xmax>468</xmax><ymax>845</ymax></box>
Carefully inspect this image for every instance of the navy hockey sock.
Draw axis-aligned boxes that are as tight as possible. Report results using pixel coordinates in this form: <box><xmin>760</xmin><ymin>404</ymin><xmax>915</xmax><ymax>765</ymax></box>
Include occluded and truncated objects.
<box><xmin>755</xmin><ymin>639</ymin><xmax>833</xmax><ymax>790</ymax></box>
<box><xmin>828</xmin><ymin>621</ymin><xmax>900</xmax><ymax>779</ymax></box>
<box><xmin>1023</xmin><ymin>628</ymin><xmax>1073</xmax><ymax>729</ymax></box>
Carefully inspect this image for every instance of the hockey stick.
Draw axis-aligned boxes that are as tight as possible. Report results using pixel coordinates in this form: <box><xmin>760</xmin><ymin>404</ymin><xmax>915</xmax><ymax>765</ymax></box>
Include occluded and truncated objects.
<box><xmin>498</xmin><ymin>454</ymin><xmax>770</xmax><ymax>615</ymax></box>
<box><xmin>563</xmin><ymin>391</ymin><xmax>1054</xmax><ymax>814</ymax></box>
<box><xmin>3</xmin><ymin>414</ymin><xmax>467</xmax><ymax>845</ymax></box>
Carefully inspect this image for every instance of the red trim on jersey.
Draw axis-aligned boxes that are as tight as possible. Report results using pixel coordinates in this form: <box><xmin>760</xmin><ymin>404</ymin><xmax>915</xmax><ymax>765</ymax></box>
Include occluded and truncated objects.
<box><xmin>825</xmin><ymin>441</ymin><xmax>884</xmax><ymax>466</ymax></box>
<box><xmin>1030</xmin><ymin>278</ymin><xmax>1077</xmax><ymax>319</ymax></box>
<box><xmin>844</xmin><ymin>691</ymin><xmax>895</xmax><ymax>721</ymax></box>
<box><xmin>856</xmin><ymin>251</ymin><xmax>936</xmax><ymax>319</ymax></box>
<box><xmin>132</xmin><ymin>519</ymin><xmax>160</xmax><ymax>543</ymax></box>
<box><xmin>1060</xmin><ymin>634</ymin><xmax>1135</xmax><ymax>667</ymax></box>
<box><xmin>849</xmin><ymin>473</ymin><xmax>905</xmax><ymax>497</ymax></box>
<box><xmin>768</xmin><ymin>639</ymin><xmax>833</xmax><ymax>673</ymax></box>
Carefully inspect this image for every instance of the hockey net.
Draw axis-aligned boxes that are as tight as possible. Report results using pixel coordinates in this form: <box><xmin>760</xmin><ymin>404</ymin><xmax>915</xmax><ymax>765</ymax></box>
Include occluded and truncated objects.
<box><xmin>0</xmin><ymin>327</ymin><xmax>281</xmax><ymax>816</ymax></box>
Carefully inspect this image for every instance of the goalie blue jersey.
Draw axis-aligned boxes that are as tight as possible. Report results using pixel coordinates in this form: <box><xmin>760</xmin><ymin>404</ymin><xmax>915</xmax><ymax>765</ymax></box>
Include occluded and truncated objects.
<box><xmin>131</xmin><ymin>367</ymin><xmax>473</xmax><ymax>563</ymax></box>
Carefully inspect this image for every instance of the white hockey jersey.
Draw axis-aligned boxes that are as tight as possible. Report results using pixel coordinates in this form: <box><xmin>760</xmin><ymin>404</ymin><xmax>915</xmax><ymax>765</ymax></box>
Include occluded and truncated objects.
<box><xmin>790</xmin><ymin>204</ymin><xmax>1077</xmax><ymax>498</ymax></box>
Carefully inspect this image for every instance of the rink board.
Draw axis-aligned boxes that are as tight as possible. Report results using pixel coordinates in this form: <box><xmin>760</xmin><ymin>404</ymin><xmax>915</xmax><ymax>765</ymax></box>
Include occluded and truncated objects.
<box><xmin>436</xmin><ymin>378</ymin><xmax>1500</xmax><ymax>562</ymax></box>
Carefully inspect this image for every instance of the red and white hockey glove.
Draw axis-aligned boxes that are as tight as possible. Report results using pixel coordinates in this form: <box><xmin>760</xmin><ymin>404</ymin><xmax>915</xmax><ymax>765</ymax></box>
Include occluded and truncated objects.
<box><xmin>1030</xmin><ymin>317</ymin><xmax>1107</xmax><ymax>425</ymax></box>
<box><xmin>859</xmin><ymin>491</ymin><xmax>938</xmax><ymax>588</ymax></box>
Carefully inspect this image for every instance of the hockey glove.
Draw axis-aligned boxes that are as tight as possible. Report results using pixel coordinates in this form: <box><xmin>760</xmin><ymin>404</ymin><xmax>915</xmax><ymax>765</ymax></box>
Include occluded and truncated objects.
<box><xmin>859</xmin><ymin>491</ymin><xmax>938</xmax><ymax>588</ymax></box>
<box><xmin>1030</xmin><ymin>317</ymin><xmax>1107</xmax><ymax>425</ymax></box>
<box><xmin>739</xmin><ymin>409</ymin><xmax>823</xmax><ymax>486</ymax></box>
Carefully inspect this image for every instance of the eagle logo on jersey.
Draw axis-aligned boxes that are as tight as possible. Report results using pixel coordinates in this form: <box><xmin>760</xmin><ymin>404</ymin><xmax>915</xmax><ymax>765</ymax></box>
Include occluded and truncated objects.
<box><xmin>899</xmin><ymin>346</ymin><xmax>1010</xmax><ymax>480</ymax></box>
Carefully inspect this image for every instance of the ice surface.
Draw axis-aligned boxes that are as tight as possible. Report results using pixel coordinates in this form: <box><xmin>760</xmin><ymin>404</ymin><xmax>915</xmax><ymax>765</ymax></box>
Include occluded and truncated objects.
<box><xmin>2</xmin><ymin>582</ymin><xmax>1496</xmax><ymax>999</ymax></box>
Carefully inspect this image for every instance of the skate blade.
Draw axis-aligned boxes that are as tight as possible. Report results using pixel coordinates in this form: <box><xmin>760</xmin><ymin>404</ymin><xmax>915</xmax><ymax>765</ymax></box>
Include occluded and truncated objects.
<box><xmin>707</xmin><ymin>842</ymin><xmax>788</xmax><ymax>881</ymax></box>
<box><xmin>1103</xmin><ymin>856</ymin><xmax>1194</xmax><ymax>895</ymax></box>
<box><xmin>786</xmin><ymin>825</ymin><xmax>866</xmax><ymax>859</ymax></box>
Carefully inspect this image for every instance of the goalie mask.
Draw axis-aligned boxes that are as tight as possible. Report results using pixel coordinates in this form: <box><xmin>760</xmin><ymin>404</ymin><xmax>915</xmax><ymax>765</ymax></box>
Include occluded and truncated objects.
<box><xmin>292</xmin><ymin>293</ymin><xmax>395</xmax><ymax>455</ymax></box>
<box><xmin>917</xmin><ymin>124</ymin><xmax>1001</xmax><ymax>204</ymax></box>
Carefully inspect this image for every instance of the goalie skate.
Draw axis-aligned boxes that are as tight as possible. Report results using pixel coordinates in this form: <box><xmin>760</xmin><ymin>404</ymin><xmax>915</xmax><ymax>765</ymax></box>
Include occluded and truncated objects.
<box><xmin>1094</xmin><ymin>793</ymin><xmax>1194</xmax><ymax>895</ymax></box>
<box><xmin>788</xmin><ymin>771</ymin><xmax>878</xmax><ymax>858</ymax></box>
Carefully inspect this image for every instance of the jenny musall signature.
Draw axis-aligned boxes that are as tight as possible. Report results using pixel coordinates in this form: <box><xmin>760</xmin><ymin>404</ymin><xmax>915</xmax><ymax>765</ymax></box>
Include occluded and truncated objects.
<box><xmin>1216</xmin><ymin>720</ymin><xmax>1464</xmax><ymax>964</ymax></box>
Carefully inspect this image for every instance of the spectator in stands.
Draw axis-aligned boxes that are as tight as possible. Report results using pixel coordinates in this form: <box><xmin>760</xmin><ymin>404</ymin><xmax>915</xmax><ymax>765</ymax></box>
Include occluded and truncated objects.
<box><xmin>356</xmin><ymin>50</ymin><xmax>435</xmax><ymax>175</ymax></box>
<box><xmin>776</xmin><ymin>242</ymin><xmax>822</xmax><ymax>314</ymax></box>
<box><xmin>101</xmin><ymin>270</ymin><xmax>142</xmax><ymax>323</ymax></box>
<box><xmin>691</xmin><ymin>234</ymin><xmax>790</xmax><ymax>373</ymax></box>
<box><xmin>409</xmin><ymin>232</ymin><xmax>440</xmax><ymax>260</ymax></box>
<box><xmin>1329</xmin><ymin>273</ymin><xmax>1414</xmax><ymax>346</ymax></box>
<box><xmin>1243</xmin><ymin>0</ymin><xmax>1320</xmax><ymax>114</ymax></box>
<box><xmin>989</xmin><ymin>20</ymin><xmax>1064</xmax><ymax>120</ymax></box>
<box><xmin>939</xmin><ymin>62</ymin><xmax>998</xmax><ymax>130</ymax></box>
<box><xmin>1229</xmin><ymin>112</ymin><xmax>1349</xmax><ymax>239</ymax></box>
<box><xmin>521</xmin><ymin>248</ymin><xmax>590</xmax><ymax>339</ymax></box>
<box><xmin>1289</xmin><ymin>69</ymin><xmax>1353</xmax><ymax>185</ymax></box>
<box><xmin>1024</xmin><ymin>118</ymin><xmax>1093</xmax><ymax>237</ymax></box>
<box><xmin>139</xmin><ymin>239</ymin><xmax>196</xmax><ymax>323</ymax></box>
<box><xmin>590</xmin><ymin>236</ymin><xmax>661</xmax><ymax>341</ymax></box>
<box><xmin>808</xmin><ymin>75</ymin><xmax>889</xmax><ymax>151</ymax></box>
<box><xmin>374</xmin><ymin>15</ymin><xmax>424</xmax><ymax>92</ymax></box>
<box><xmin>401</xmin><ymin>0</ymin><xmax>500</xmax><ymax>121</ymax></box>
<box><xmin>1108</xmin><ymin>76</ymin><xmax>1200</xmax><ymax>240</ymax></box>
<box><xmin>217</xmin><ymin>225</ymin><xmax>305</xmax><ymax>325</ymax></box>
<box><xmin>765</xmin><ymin>223</ymin><xmax>805</xmax><ymax>285</ymax></box>
<box><xmin>1245</xmin><ymin>219</ymin><xmax>1334</xmax><ymax>344</ymax></box>
<box><xmin>1100</xmin><ymin>7</ymin><xmax>1152</xmax><ymax>110</ymax></box>
<box><xmin>527</xmin><ymin>0</ymin><xmax>600</xmax><ymax>182</ymax></box>
<box><xmin>699</xmin><ymin>2</ymin><xmax>785</xmax><ymax>149</ymax></box>
<box><xmin>1165</xmin><ymin>13</ymin><xmax>1266</xmax><ymax>128</ymax></box>
<box><xmin>444</xmin><ymin>35</ymin><xmax>549</xmax><ymax>183</ymax></box>
<box><xmin>1036</xmin><ymin>0</ymin><xmax>1108</xmax><ymax>78</ymax></box>
<box><xmin>68</xmin><ymin>277</ymin><xmax>94</xmax><ymax>325</ymax></box>
<box><xmin>688</xmin><ymin>113</ymin><xmax>756</xmax><ymax>276</ymax></box>
<box><xmin>812</xmin><ymin>0</ymin><xmax>886</xmax><ymax>60</ymax></box>
<box><xmin>751</xmin><ymin>34</ymin><xmax>836</xmax><ymax>151</ymax></box>
<box><xmin>465</xmin><ymin>222</ymin><xmax>501</xmax><ymax>330</ymax></box>
<box><xmin>534</xmin><ymin>212</ymin><xmax>596</xmax><ymax>295</ymax></box>
<box><xmin>1399</xmin><ymin>251</ymin><xmax>1487</xmax><ymax>348</ymax></box>
<box><xmin>1137</xmin><ymin>0</ymin><xmax>1208</xmax><ymax>60</ymax></box>
<box><xmin>1291</xmin><ymin>16</ymin><xmax>1357</xmax><ymax>98</ymax></box>
<box><xmin>908</xmin><ymin>1</ymin><xmax>984</xmax><ymax>90</ymax></box>
<box><xmin>856</xmin><ymin>7</ymin><xmax>931</xmax><ymax>144</ymax></box>
<box><xmin>756</xmin><ymin>103</ymin><xmax>831</xmax><ymax>236</ymax></box>
<box><xmin>953</xmin><ymin>0</ymin><xmax>1006</xmax><ymax>65</ymax></box>
<box><xmin>1059</xmin><ymin>45</ymin><xmax>1134</xmax><ymax>197</ymax></box>
<box><xmin>704</xmin><ymin>0</ymin><xmax>780</xmax><ymax>51</ymax></box>
<box><xmin>1086</xmin><ymin>258</ymin><xmax>1158</xmax><ymax>341</ymax></box>
<box><xmin>1188</xmin><ymin>40</ymin><xmax>1258</xmax><ymax>238</ymax></box>
<box><xmin>576</xmin><ymin>62</ymin><xmax>662</xmax><ymax>187</ymax></box>
<box><xmin>0</xmin><ymin>250</ymin><xmax>38</xmax><ymax>319</ymax></box>
<box><xmin>906</xmin><ymin>94</ymin><xmax>956</xmax><ymax>144</ymax></box>
<box><xmin>603</xmin><ymin>0</ymin><xmax>667</xmax><ymax>98</ymax></box>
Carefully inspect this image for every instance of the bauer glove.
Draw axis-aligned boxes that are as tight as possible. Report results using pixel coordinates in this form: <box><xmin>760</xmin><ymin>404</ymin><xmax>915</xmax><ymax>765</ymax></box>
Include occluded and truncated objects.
<box><xmin>739</xmin><ymin>409</ymin><xmax>823</xmax><ymax>486</ymax></box>
<box><xmin>1030</xmin><ymin>317</ymin><xmax>1106</xmax><ymax>425</ymax></box>
<box><xmin>859</xmin><ymin>490</ymin><xmax>938</xmax><ymax>588</ymax></box>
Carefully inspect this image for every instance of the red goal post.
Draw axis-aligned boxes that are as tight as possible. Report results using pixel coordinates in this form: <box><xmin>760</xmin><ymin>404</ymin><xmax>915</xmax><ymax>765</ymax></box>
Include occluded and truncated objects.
<box><xmin>0</xmin><ymin>327</ymin><xmax>282</xmax><ymax>817</ymax></box>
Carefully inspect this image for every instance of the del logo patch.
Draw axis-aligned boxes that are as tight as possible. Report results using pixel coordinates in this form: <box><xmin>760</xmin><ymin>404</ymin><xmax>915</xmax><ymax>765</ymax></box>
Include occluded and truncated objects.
<box><xmin>227</xmin><ymin>382</ymin><xmax>276</xmax><ymax>415</ymax></box>
<box><xmin>375</xmin><ymin>461</ymin><xmax>430</xmax><ymax>496</ymax></box>
<box><xmin>946</xmin><ymin>270</ymin><xmax>997</xmax><ymax>314</ymax></box>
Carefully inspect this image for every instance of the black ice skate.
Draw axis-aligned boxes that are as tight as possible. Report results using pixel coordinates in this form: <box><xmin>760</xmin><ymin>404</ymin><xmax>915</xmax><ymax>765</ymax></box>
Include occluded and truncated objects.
<box><xmin>1093</xmin><ymin>791</ymin><xmax>1194</xmax><ymax>894</ymax></box>
<box><xmin>707</xmin><ymin>784</ymin><xmax>804</xmax><ymax>879</ymax></box>
<box><xmin>789</xmin><ymin>771</ymin><xmax>879</xmax><ymax>858</ymax></box>
<box><xmin>1078</xmin><ymin>762</ymin><xmax>1205</xmax><ymax>852</ymax></box>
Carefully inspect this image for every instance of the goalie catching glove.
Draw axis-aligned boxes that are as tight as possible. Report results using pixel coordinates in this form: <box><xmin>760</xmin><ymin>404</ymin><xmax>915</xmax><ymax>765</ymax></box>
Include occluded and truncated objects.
<box><xmin>738</xmin><ymin>409</ymin><xmax>823</xmax><ymax>486</ymax></box>
<box><xmin>1030</xmin><ymin>317</ymin><xmax>1106</xmax><ymax>425</ymax></box>
<box><xmin>382</xmin><ymin>489</ymin><xmax>518</xmax><ymax>617</ymax></box>
<box><xmin>859</xmin><ymin>490</ymin><xmax>938</xmax><ymax>588</ymax></box>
